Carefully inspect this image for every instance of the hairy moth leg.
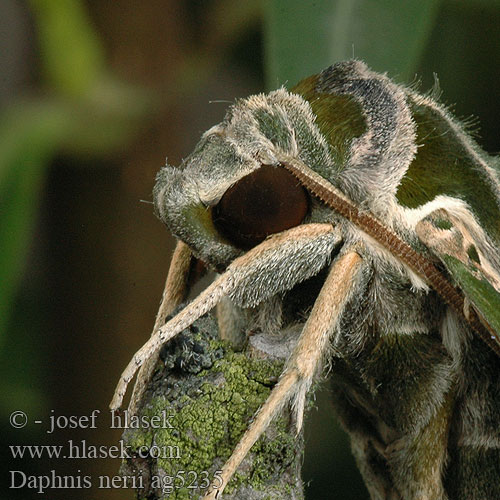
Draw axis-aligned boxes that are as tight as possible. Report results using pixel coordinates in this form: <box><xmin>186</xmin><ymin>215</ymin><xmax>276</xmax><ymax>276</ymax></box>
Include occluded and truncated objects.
<box><xmin>203</xmin><ymin>250</ymin><xmax>364</xmax><ymax>500</ymax></box>
<box><xmin>216</xmin><ymin>297</ymin><xmax>248</xmax><ymax>348</ymax></box>
<box><xmin>110</xmin><ymin>223</ymin><xmax>339</xmax><ymax>411</ymax></box>
<box><xmin>111</xmin><ymin>265</ymin><xmax>231</xmax><ymax>410</ymax></box>
<box><xmin>128</xmin><ymin>240</ymin><xmax>192</xmax><ymax>414</ymax></box>
<box><xmin>156</xmin><ymin>240</ymin><xmax>194</xmax><ymax>322</ymax></box>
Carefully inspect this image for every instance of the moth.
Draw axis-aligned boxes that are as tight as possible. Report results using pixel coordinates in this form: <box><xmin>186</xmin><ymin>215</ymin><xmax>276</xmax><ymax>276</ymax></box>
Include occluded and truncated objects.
<box><xmin>111</xmin><ymin>60</ymin><xmax>500</xmax><ymax>499</ymax></box>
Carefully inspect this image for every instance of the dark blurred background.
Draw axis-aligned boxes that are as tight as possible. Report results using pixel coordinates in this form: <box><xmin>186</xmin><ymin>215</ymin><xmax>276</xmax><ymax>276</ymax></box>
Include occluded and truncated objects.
<box><xmin>1</xmin><ymin>1</ymin><xmax>499</xmax><ymax>499</ymax></box>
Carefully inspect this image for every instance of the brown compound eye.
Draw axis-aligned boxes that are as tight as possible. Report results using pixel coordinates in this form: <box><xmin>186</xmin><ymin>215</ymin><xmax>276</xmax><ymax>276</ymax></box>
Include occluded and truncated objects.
<box><xmin>212</xmin><ymin>164</ymin><xmax>309</xmax><ymax>249</ymax></box>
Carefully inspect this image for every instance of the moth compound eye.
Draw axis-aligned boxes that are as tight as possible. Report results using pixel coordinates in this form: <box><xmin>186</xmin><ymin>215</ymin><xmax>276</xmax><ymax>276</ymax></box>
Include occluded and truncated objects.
<box><xmin>212</xmin><ymin>164</ymin><xmax>309</xmax><ymax>249</ymax></box>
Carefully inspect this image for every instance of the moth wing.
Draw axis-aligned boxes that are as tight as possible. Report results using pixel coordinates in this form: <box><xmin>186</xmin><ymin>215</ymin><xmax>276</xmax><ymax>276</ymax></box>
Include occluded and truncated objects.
<box><xmin>416</xmin><ymin>208</ymin><xmax>500</xmax><ymax>351</ymax></box>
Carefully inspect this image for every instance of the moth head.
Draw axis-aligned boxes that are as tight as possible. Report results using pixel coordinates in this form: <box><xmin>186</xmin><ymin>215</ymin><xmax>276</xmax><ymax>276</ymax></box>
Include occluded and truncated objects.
<box><xmin>153</xmin><ymin>88</ymin><xmax>339</xmax><ymax>270</ymax></box>
<box><xmin>153</xmin><ymin>60</ymin><xmax>420</xmax><ymax>271</ymax></box>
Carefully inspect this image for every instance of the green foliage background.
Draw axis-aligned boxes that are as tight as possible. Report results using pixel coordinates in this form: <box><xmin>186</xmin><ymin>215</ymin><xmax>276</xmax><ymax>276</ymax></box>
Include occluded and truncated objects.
<box><xmin>1</xmin><ymin>1</ymin><xmax>499</xmax><ymax>499</ymax></box>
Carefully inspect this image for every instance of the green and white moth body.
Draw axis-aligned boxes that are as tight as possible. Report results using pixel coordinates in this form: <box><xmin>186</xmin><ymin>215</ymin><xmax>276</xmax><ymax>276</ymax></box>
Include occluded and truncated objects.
<box><xmin>112</xmin><ymin>60</ymin><xmax>500</xmax><ymax>499</ymax></box>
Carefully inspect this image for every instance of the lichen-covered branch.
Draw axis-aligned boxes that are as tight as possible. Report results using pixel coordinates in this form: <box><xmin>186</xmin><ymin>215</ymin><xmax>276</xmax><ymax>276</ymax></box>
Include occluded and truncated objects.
<box><xmin>120</xmin><ymin>313</ymin><xmax>305</xmax><ymax>499</ymax></box>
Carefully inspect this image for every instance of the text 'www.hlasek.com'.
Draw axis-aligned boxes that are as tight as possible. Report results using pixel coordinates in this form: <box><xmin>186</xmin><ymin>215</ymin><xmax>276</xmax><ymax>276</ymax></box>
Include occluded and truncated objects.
<box><xmin>8</xmin><ymin>409</ymin><xmax>222</xmax><ymax>495</ymax></box>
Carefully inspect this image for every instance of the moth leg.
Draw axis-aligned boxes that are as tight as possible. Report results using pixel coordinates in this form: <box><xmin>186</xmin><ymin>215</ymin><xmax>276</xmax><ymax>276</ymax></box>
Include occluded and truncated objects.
<box><xmin>128</xmin><ymin>240</ymin><xmax>192</xmax><ymax>414</ymax></box>
<box><xmin>203</xmin><ymin>250</ymin><xmax>364</xmax><ymax>499</ymax></box>
<box><xmin>216</xmin><ymin>297</ymin><xmax>247</xmax><ymax>349</ymax></box>
<box><xmin>111</xmin><ymin>223</ymin><xmax>339</xmax><ymax>411</ymax></box>
<box><xmin>217</xmin><ymin>294</ymin><xmax>283</xmax><ymax>350</ymax></box>
<box><xmin>110</xmin><ymin>265</ymin><xmax>230</xmax><ymax>410</ymax></box>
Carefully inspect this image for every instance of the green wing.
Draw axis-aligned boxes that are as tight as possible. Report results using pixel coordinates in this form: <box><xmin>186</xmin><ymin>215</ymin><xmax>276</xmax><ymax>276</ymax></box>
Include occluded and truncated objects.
<box><xmin>439</xmin><ymin>255</ymin><xmax>500</xmax><ymax>338</ymax></box>
<box><xmin>416</xmin><ymin>209</ymin><xmax>500</xmax><ymax>355</ymax></box>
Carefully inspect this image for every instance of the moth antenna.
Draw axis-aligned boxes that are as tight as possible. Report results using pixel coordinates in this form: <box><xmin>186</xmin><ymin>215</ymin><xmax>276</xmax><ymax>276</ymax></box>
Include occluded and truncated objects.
<box><xmin>281</xmin><ymin>157</ymin><xmax>500</xmax><ymax>357</ymax></box>
<box><xmin>203</xmin><ymin>251</ymin><xmax>364</xmax><ymax>499</ymax></box>
<box><xmin>128</xmin><ymin>241</ymin><xmax>192</xmax><ymax>415</ymax></box>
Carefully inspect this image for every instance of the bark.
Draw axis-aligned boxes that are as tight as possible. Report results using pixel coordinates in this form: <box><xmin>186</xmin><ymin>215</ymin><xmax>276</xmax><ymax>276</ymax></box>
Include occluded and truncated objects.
<box><xmin>120</xmin><ymin>313</ymin><xmax>305</xmax><ymax>499</ymax></box>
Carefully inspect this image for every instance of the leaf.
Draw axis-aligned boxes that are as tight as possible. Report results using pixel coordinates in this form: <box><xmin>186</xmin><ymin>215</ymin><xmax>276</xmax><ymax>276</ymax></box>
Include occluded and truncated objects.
<box><xmin>0</xmin><ymin>0</ymin><xmax>153</xmax><ymax>343</ymax></box>
<box><xmin>0</xmin><ymin>102</ymin><xmax>70</xmax><ymax>344</ymax></box>
<box><xmin>29</xmin><ymin>0</ymin><xmax>105</xmax><ymax>95</ymax></box>
<box><xmin>263</xmin><ymin>0</ymin><xmax>442</xmax><ymax>89</ymax></box>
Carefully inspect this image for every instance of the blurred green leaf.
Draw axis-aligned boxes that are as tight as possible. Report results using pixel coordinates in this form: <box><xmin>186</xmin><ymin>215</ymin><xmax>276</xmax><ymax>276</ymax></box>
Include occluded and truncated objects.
<box><xmin>29</xmin><ymin>0</ymin><xmax>105</xmax><ymax>95</ymax></box>
<box><xmin>264</xmin><ymin>0</ymin><xmax>442</xmax><ymax>89</ymax></box>
<box><xmin>0</xmin><ymin>102</ymin><xmax>70</xmax><ymax>343</ymax></box>
<box><xmin>57</xmin><ymin>77</ymin><xmax>154</xmax><ymax>156</ymax></box>
<box><xmin>457</xmin><ymin>0</ymin><xmax>500</xmax><ymax>7</ymax></box>
<box><xmin>0</xmin><ymin>89</ymin><xmax>152</xmax><ymax>343</ymax></box>
<box><xmin>0</xmin><ymin>0</ymin><xmax>153</xmax><ymax>345</ymax></box>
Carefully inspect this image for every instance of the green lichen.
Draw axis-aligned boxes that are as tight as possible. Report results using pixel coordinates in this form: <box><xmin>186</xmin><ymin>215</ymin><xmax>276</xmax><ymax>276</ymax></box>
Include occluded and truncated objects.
<box><xmin>121</xmin><ymin>314</ymin><xmax>303</xmax><ymax>499</ymax></box>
